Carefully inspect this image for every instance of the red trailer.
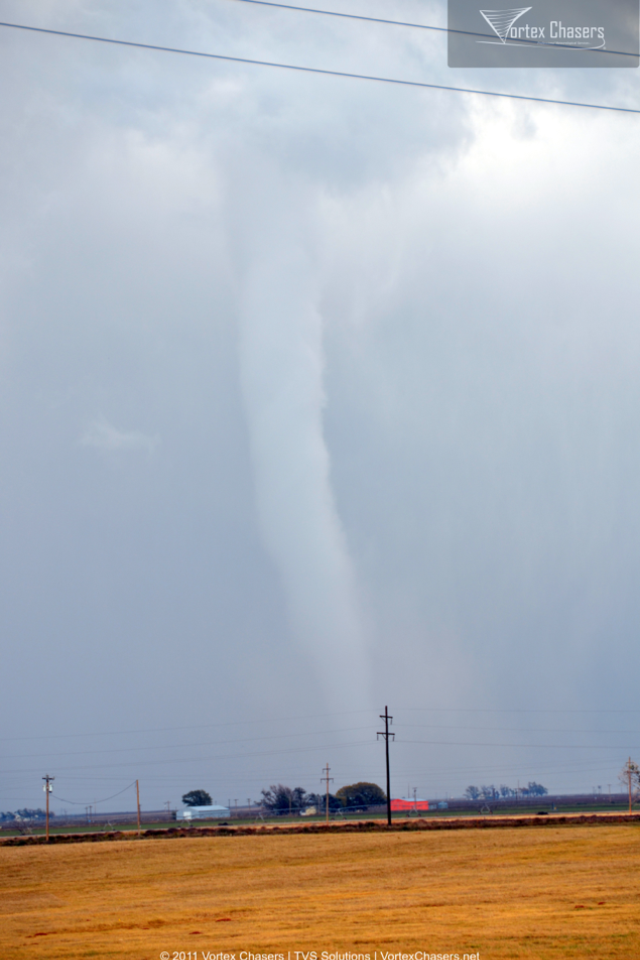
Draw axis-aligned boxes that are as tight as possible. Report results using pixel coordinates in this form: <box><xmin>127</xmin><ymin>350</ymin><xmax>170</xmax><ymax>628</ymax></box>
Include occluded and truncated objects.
<box><xmin>390</xmin><ymin>798</ymin><xmax>429</xmax><ymax>812</ymax></box>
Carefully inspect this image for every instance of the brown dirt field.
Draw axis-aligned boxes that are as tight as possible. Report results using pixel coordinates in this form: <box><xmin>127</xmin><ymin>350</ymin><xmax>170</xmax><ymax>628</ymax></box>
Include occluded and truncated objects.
<box><xmin>1</xmin><ymin>824</ymin><xmax>639</xmax><ymax>960</ymax></box>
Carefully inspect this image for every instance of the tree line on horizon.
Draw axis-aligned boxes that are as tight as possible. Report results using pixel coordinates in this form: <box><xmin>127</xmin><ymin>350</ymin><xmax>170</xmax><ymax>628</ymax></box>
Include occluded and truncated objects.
<box><xmin>464</xmin><ymin>783</ymin><xmax>548</xmax><ymax>800</ymax></box>
<box><xmin>260</xmin><ymin>782</ymin><xmax>387</xmax><ymax>814</ymax></box>
<box><xmin>180</xmin><ymin>783</ymin><xmax>387</xmax><ymax>813</ymax></box>
<box><xmin>0</xmin><ymin>808</ymin><xmax>48</xmax><ymax>822</ymax></box>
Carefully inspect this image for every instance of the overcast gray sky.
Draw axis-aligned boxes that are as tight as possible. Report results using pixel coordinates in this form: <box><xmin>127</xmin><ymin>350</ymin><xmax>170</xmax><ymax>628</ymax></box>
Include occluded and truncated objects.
<box><xmin>1</xmin><ymin>0</ymin><xmax>640</xmax><ymax>814</ymax></box>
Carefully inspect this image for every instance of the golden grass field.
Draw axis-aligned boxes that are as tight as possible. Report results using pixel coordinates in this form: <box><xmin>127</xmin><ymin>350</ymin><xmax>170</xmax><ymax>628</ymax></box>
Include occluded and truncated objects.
<box><xmin>2</xmin><ymin>823</ymin><xmax>639</xmax><ymax>960</ymax></box>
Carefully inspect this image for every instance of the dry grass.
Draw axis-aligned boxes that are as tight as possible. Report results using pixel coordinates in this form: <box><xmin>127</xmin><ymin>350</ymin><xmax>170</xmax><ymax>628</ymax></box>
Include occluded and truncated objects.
<box><xmin>1</xmin><ymin>824</ymin><xmax>639</xmax><ymax>959</ymax></box>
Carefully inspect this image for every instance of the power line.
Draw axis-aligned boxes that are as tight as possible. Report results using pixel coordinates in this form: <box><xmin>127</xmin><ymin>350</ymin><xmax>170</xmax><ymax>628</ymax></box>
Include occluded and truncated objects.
<box><xmin>0</xmin><ymin>737</ymin><xmax>378</xmax><ymax>776</ymax></box>
<box><xmin>223</xmin><ymin>0</ymin><xmax>640</xmax><ymax>59</ymax></box>
<box><xmin>51</xmin><ymin>780</ymin><xmax>137</xmax><ymax>806</ymax></box>
<box><xmin>395</xmin><ymin>723</ymin><xmax>640</xmax><ymax>736</ymax></box>
<box><xmin>400</xmin><ymin>708</ymin><xmax>640</xmax><ymax>715</ymax></box>
<box><xmin>2</xmin><ymin>732</ymin><xmax>638</xmax><ymax>779</ymax></box>
<box><xmin>400</xmin><ymin>738</ymin><xmax>639</xmax><ymax>750</ymax></box>
<box><xmin>0</xmin><ymin>20</ymin><xmax>637</xmax><ymax>115</ymax></box>
<box><xmin>0</xmin><ymin>725</ymin><xmax>374</xmax><ymax>761</ymax></box>
<box><xmin>3</xmin><ymin>706</ymin><xmax>640</xmax><ymax>745</ymax></box>
<box><xmin>5</xmin><ymin>721</ymin><xmax>635</xmax><ymax>762</ymax></box>
<box><xmin>230</xmin><ymin>0</ymin><xmax>466</xmax><ymax>36</ymax></box>
<box><xmin>0</xmin><ymin>756</ymin><xmax>623</xmax><ymax>795</ymax></box>
<box><xmin>0</xmin><ymin>709</ymin><xmax>373</xmax><ymax>743</ymax></box>
<box><xmin>7</xmin><ymin>753</ymin><xmax>623</xmax><ymax>783</ymax></box>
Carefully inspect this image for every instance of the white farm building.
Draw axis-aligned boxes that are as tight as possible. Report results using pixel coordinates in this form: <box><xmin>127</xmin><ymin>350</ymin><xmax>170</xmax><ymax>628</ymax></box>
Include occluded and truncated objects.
<box><xmin>176</xmin><ymin>805</ymin><xmax>230</xmax><ymax>821</ymax></box>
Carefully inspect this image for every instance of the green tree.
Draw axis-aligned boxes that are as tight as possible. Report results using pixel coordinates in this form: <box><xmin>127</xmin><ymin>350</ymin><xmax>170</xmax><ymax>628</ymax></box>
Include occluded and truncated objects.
<box><xmin>335</xmin><ymin>782</ymin><xmax>386</xmax><ymax>810</ymax></box>
<box><xmin>260</xmin><ymin>785</ymin><xmax>308</xmax><ymax>815</ymax></box>
<box><xmin>306</xmin><ymin>792</ymin><xmax>342</xmax><ymax>812</ymax></box>
<box><xmin>182</xmin><ymin>789</ymin><xmax>212</xmax><ymax>807</ymax></box>
<box><xmin>479</xmin><ymin>785</ymin><xmax>499</xmax><ymax>799</ymax></box>
<box><xmin>523</xmin><ymin>782</ymin><xmax>548</xmax><ymax>797</ymax></box>
<box><xmin>10</xmin><ymin>808</ymin><xmax>48</xmax><ymax>821</ymax></box>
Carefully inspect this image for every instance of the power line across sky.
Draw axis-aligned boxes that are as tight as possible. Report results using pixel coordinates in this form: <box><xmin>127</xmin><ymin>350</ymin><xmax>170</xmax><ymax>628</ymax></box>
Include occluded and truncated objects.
<box><xmin>0</xmin><ymin>19</ymin><xmax>638</xmax><ymax>114</ymax></box>
<box><xmin>223</xmin><ymin>0</ymin><xmax>640</xmax><ymax>59</ymax></box>
<box><xmin>3</xmin><ymin>705</ymin><xmax>640</xmax><ymax>743</ymax></box>
<box><xmin>1</xmin><ymin>711</ymin><xmax>636</xmax><ymax>807</ymax></box>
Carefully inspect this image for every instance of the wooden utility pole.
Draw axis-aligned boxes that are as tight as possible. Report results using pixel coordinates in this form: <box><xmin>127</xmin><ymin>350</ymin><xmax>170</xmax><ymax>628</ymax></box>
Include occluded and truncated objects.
<box><xmin>42</xmin><ymin>774</ymin><xmax>54</xmax><ymax>841</ymax></box>
<box><xmin>136</xmin><ymin>780</ymin><xmax>141</xmax><ymax>836</ymax></box>
<box><xmin>322</xmin><ymin>763</ymin><xmax>333</xmax><ymax>823</ymax></box>
<box><xmin>377</xmin><ymin>707</ymin><xmax>395</xmax><ymax>826</ymax></box>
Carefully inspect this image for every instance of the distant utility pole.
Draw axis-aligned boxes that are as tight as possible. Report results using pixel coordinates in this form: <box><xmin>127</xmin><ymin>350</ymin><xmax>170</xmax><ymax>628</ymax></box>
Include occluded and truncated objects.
<box><xmin>164</xmin><ymin>801</ymin><xmax>172</xmax><ymax>817</ymax></box>
<box><xmin>322</xmin><ymin>763</ymin><xmax>334</xmax><ymax>824</ymax></box>
<box><xmin>136</xmin><ymin>780</ymin><xmax>141</xmax><ymax>836</ymax></box>
<box><xmin>628</xmin><ymin>758</ymin><xmax>633</xmax><ymax>815</ymax></box>
<box><xmin>42</xmin><ymin>774</ymin><xmax>54</xmax><ymax>841</ymax></box>
<box><xmin>377</xmin><ymin>707</ymin><xmax>395</xmax><ymax>826</ymax></box>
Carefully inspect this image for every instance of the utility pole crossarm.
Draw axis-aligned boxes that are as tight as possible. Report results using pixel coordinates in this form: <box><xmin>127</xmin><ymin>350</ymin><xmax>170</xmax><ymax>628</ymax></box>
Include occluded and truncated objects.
<box><xmin>377</xmin><ymin>706</ymin><xmax>395</xmax><ymax>827</ymax></box>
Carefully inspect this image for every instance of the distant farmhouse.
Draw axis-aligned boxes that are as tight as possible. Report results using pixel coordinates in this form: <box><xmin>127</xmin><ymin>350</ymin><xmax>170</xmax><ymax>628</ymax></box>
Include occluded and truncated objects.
<box><xmin>176</xmin><ymin>805</ymin><xmax>230</xmax><ymax>821</ymax></box>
